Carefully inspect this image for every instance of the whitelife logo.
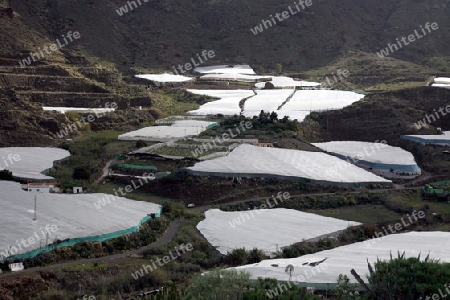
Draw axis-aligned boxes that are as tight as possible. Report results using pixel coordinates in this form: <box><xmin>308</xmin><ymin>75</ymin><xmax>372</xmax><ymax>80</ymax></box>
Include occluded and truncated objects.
<box><xmin>376</xmin><ymin>22</ymin><xmax>438</xmax><ymax>58</ymax></box>
<box><xmin>116</xmin><ymin>0</ymin><xmax>149</xmax><ymax>16</ymax></box>
<box><xmin>93</xmin><ymin>173</ymin><xmax>155</xmax><ymax>209</ymax></box>
<box><xmin>51</xmin><ymin>102</ymin><xmax>118</xmax><ymax>139</ymax></box>
<box><xmin>19</xmin><ymin>31</ymin><xmax>81</xmax><ymax>67</ymax></box>
<box><xmin>172</xmin><ymin>50</ymin><xmax>215</xmax><ymax>76</ymax></box>
<box><xmin>0</xmin><ymin>153</ymin><xmax>20</xmax><ymax>171</ymax></box>
<box><xmin>413</xmin><ymin>104</ymin><xmax>450</xmax><ymax>129</ymax></box>
<box><xmin>131</xmin><ymin>243</ymin><xmax>193</xmax><ymax>280</ymax></box>
<box><xmin>190</xmin><ymin>121</ymin><xmax>253</xmax><ymax>158</ymax></box>
<box><xmin>228</xmin><ymin>192</ymin><xmax>291</xmax><ymax>228</ymax></box>
<box><xmin>321</xmin><ymin>69</ymin><xmax>350</xmax><ymax>88</ymax></box>
<box><xmin>250</xmin><ymin>0</ymin><xmax>313</xmax><ymax>35</ymax></box>
<box><xmin>0</xmin><ymin>224</ymin><xmax>58</xmax><ymax>262</ymax></box>
<box><xmin>364</xmin><ymin>210</ymin><xmax>425</xmax><ymax>247</ymax></box>
<box><xmin>419</xmin><ymin>283</ymin><xmax>450</xmax><ymax>300</ymax></box>
<box><xmin>266</xmin><ymin>262</ymin><xmax>328</xmax><ymax>298</ymax></box>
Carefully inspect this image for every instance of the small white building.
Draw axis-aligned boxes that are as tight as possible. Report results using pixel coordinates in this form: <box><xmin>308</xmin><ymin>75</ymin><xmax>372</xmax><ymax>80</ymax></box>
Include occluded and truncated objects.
<box><xmin>73</xmin><ymin>187</ymin><xmax>83</xmax><ymax>194</ymax></box>
<box><xmin>22</xmin><ymin>182</ymin><xmax>56</xmax><ymax>193</ymax></box>
<box><xmin>9</xmin><ymin>262</ymin><xmax>24</xmax><ymax>272</ymax></box>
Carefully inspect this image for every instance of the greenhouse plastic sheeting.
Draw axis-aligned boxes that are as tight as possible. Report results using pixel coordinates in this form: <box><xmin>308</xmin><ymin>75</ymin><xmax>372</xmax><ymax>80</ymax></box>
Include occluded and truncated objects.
<box><xmin>10</xmin><ymin>210</ymin><xmax>161</xmax><ymax>260</ymax></box>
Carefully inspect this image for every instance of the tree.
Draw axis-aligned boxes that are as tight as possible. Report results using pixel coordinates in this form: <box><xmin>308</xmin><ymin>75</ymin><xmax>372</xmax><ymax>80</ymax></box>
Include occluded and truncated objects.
<box><xmin>263</xmin><ymin>81</ymin><xmax>275</xmax><ymax>89</ymax></box>
<box><xmin>136</xmin><ymin>139</ymin><xmax>147</xmax><ymax>148</ymax></box>
<box><xmin>72</xmin><ymin>167</ymin><xmax>91</xmax><ymax>180</ymax></box>
<box><xmin>269</xmin><ymin>111</ymin><xmax>278</xmax><ymax>123</ymax></box>
<box><xmin>287</xmin><ymin>119</ymin><xmax>300</xmax><ymax>131</ymax></box>
<box><xmin>275</xmin><ymin>63</ymin><xmax>283</xmax><ymax>75</ymax></box>
<box><xmin>224</xmin><ymin>248</ymin><xmax>248</xmax><ymax>266</ymax></box>
<box><xmin>351</xmin><ymin>252</ymin><xmax>450</xmax><ymax>299</ymax></box>
<box><xmin>248</xmin><ymin>248</ymin><xmax>267</xmax><ymax>263</ymax></box>
<box><xmin>281</xmin><ymin>115</ymin><xmax>290</xmax><ymax>123</ymax></box>
<box><xmin>0</xmin><ymin>169</ymin><xmax>13</xmax><ymax>181</ymax></box>
<box><xmin>258</xmin><ymin>110</ymin><xmax>270</xmax><ymax>123</ymax></box>
<box><xmin>334</xmin><ymin>274</ymin><xmax>361</xmax><ymax>300</ymax></box>
<box><xmin>183</xmin><ymin>269</ymin><xmax>251</xmax><ymax>300</ymax></box>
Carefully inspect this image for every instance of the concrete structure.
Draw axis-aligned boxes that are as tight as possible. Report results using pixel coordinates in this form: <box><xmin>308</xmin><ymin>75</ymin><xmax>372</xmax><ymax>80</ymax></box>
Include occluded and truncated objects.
<box><xmin>22</xmin><ymin>182</ymin><xmax>56</xmax><ymax>193</ymax></box>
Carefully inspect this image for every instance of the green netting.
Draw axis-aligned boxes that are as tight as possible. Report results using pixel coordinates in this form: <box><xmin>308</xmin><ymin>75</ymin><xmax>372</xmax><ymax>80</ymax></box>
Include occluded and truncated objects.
<box><xmin>352</xmin><ymin>90</ymin><xmax>371</xmax><ymax>95</ymax></box>
<box><xmin>155</xmin><ymin>172</ymin><xmax>171</xmax><ymax>179</ymax></box>
<box><xmin>111</xmin><ymin>164</ymin><xmax>158</xmax><ymax>171</ymax></box>
<box><xmin>10</xmin><ymin>209</ymin><xmax>162</xmax><ymax>260</ymax></box>
<box><xmin>206</xmin><ymin>123</ymin><xmax>219</xmax><ymax>130</ymax></box>
<box><xmin>299</xmin><ymin>177</ymin><xmax>312</xmax><ymax>183</ymax></box>
<box><xmin>430</xmin><ymin>180</ymin><xmax>450</xmax><ymax>187</ymax></box>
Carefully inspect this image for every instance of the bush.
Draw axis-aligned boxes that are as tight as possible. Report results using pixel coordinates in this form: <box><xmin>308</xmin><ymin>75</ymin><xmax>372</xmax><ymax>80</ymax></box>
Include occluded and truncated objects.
<box><xmin>0</xmin><ymin>169</ymin><xmax>13</xmax><ymax>180</ymax></box>
<box><xmin>72</xmin><ymin>166</ymin><xmax>91</xmax><ymax>180</ymax></box>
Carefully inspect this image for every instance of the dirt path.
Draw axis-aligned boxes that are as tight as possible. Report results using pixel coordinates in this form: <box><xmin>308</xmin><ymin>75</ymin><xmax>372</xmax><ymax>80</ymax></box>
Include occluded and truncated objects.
<box><xmin>0</xmin><ymin>218</ymin><xmax>185</xmax><ymax>279</ymax></box>
<box><xmin>94</xmin><ymin>159</ymin><xmax>113</xmax><ymax>185</ymax></box>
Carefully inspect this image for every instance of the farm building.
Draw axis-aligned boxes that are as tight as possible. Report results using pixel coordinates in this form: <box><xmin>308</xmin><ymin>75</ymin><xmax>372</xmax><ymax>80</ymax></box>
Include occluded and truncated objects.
<box><xmin>402</xmin><ymin>131</ymin><xmax>450</xmax><ymax>146</ymax></box>
<box><xmin>430</xmin><ymin>77</ymin><xmax>450</xmax><ymax>89</ymax></box>
<box><xmin>21</xmin><ymin>182</ymin><xmax>57</xmax><ymax>193</ymax></box>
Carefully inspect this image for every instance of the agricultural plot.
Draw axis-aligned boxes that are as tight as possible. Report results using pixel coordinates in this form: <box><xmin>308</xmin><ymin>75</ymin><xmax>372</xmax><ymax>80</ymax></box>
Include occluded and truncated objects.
<box><xmin>313</xmin><ymin>141</ymin><xmax>421</xmax><ymax>179</ymax></box>
<box><xmin>402</xmin><ymin>131</ymin><xmax>450</xmax><ymax>146</ymax></box>
<box><xmin>42</xmin><ymin>107</ymin><xmax>116</xmax><ymax>114</ymax></box>
<box><xmin>118</xmin><ymin>120</ymin><xmax>218</xmax><ymax>142</ymax></box>
<box><xmin>278</xmin><ymin>90</ymin><xmax>365</xmax><ymax>121</ymax></box>
<box><xmin>242</xmin><ymin>89</ymin><xmax>295</xmax><ymax>118</ymax></box>
<box><xmin>0</xmin><ymin>181</ymin><xmax>161</xmax><ymax>259</ymax></box>
<box><xmin>199</xmin><ymin>73</ymin><xmax>271</xmax><ymax>82</ymax></box>
<box><xmin>186</xmin><ymin>90</ymin><xmax>255</xmax><ymax>116</ymax></box>
<box><xmin>197</xmin><ymin>208</ymin><xmax>360</xmax><ymax>255</ymax></box>
<box><xmin>135</xmin><ymin>73</ymin><xmax>193</xmax><ymax>83</ymax></box>
<box><xmin>0</xmin><ymin>147</ymin><xmax>70</xmax><ymax>180</ymax></box>
<box><xmin>232</xmin><ymin>231</ymin><xmax>450</xmax><ymax>283</ymax></box>
<box><xmin>194</xmin><ymin>64</ymin><xmax>256</xmax><ymax>75</ymax></box>
<box><xmin>431</xmin><ymin>77</ymin><xmax>450</xmax><ymax>89</ymax></box>
<box><xmin>255</xmin><ymin>76</ymin><xmax>320</xmax><ymax>89</ymax></box>
<box><xmin>186</xmin><ymin>144</ymin><xmax>391</xmax><ymax>186</ymax></box>
<box><xmin>144</xmin><ymin>139</ymin><xmax>236</xmax><ymax>159</ymax></box>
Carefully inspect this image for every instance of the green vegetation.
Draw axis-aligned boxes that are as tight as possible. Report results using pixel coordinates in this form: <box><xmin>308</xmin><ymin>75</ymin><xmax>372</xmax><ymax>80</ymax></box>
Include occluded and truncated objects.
<box><xmin>8</xmin><ymin>216</ymin><xmax>171</xmax><ymax>269</ymax></box>
<box><xmin>148</xmin><ymin>145</ymin><xmax>220</xmax><ymax>158</ymax></box>
<box><xmin>47</xmin><ymin>131</ymin><xmax>136</xmax><ymax>190</ymax></box>
<box><xmin>0</xmin><ymin>169</ymin><xmax>13</xmax><ymax>181</ymax></box>
<box><xmin>184</xmin><ymin>269</ymin><xmax>323</xmax><ymax>299</ymax></box>
<box><xmin>353</xmin><ymin>253</ymin><xmax>450</xmax><ymax>299</ymax></box>
<box><xmin>308</xmin><ymin>205</ymin><xmax>403</xmax><ymax>224</ymax></box>
<box><xmin>150</xmin><ymin>92</ymin><xmax>201</xmax><ymax>116</ymax></box>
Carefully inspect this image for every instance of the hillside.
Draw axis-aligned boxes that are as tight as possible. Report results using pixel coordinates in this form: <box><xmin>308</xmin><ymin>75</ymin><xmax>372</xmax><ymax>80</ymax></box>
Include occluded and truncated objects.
<box><xmin>5</xmin><ymin>0</ymin><xmax>450</xmax><ymax>72</ymax></box>
<box><xmin>0</xmin><ymin>0</ymin><xmax>449</xmax><ymax>146</ymax></box>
